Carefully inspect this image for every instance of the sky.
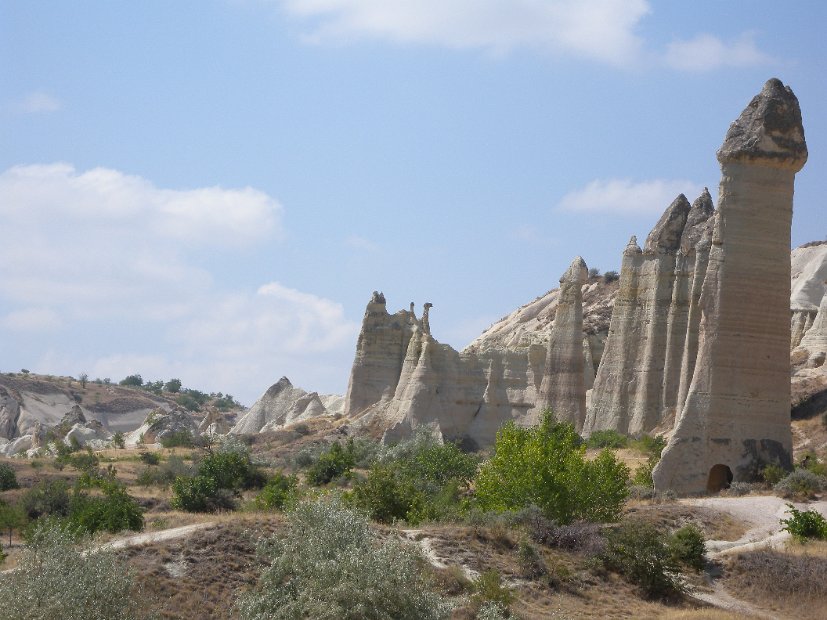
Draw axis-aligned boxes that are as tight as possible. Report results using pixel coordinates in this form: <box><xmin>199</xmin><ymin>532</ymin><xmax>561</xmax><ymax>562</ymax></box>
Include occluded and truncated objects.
<box><xmin>2</xmin><ymin>1</ymin><xmax>825</xmax><ymax>405</ymax></box>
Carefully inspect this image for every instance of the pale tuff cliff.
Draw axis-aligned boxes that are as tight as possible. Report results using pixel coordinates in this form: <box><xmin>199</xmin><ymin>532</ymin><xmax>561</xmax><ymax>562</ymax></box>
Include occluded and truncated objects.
<box><xmin>790</xmin><ymin>242</ymin><xmax>827</xmax><ymax>347</ymax></box>
<box><xmin>230</xmin><ymin>377</ymin><xmax>344</xmax><ymax>435</ymax></box>
<box><xmin>345</xmin><ymin>259</ymin><xmax>591</xmax><ymax>446</ymax></box>
<box><xmin>654</xmin><ymin>78</ymin><xmax>807</xmax><ymax>494</ymax></box>
<box><xmin>583</xmin><ymin>191</ymin><xmax>715</xmax><ymax>436</ymax></box>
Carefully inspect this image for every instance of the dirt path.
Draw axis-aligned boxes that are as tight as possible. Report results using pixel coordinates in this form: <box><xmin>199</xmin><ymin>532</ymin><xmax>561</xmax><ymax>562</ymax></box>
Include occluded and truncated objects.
<box><xmin>98</xmin><ymin>521</ymin><xmax>215</xmax><ymax>551</ymax></box>
<box><xmin>680</xmin><ymin>495</ymin><xmax>827</xmax><ymax>618</ymax></box>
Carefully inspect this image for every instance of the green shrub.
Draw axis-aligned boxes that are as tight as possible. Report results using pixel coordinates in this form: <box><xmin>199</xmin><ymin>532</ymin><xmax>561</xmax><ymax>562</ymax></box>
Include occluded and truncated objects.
<box><xmin>474</xmin><ymin>411</ymin><xmax>629</xmax><ymax>524</ymax></box>
<box><xmin>138</xmin><ymin>451</ymin><xmax>160</xmax><ymax>465</ymax></box>
<box><xmin>774</xmin><ymin>469</ymin><xmax>827</xmax><ymax>498</ymax></box>
<box><xmin>586</xmin><ymin>430</ymin><xmax>628</xmax><ymax>449</ymax></box>
<box><xmin>0</xmin><ymin>462</ymin><xmax>19</xmax><ymax>490</ymax></box>
<box><xmin>175</xmin><ymin>393</ymin><xmax>201</xmax><ymax>411</ymax></box>
<box><xmin>160</xmin><ymin>429</ymin><xmax>196</xmax><ymax>448</ymax></box>
<box><xmin>668</xmin><ymin>524</ymin><xmax>705</xmax><ymax>570</ymax></box>
<box><xmin>307</xmin><ymin>440</ymin><xmax>355</xmax><ymax>485</ymax></box>
<box><xmin>69</xmin><ymin>479</ymin><xmax>144</xmax><ymax>534</ymax></box>
<box><xmin>164</xmin><ymin>378</ymin><xmax>182</xmax><ymax>393</ymax></box>
<box><xmin>235</xmin><ymin>496</ymin><xmax>453</xmax><ymax>619</ymax></box>
<box><xmin>761</xmin><ymin>463</ymin><xmax>787</xmax><ymax>485</ymax></box>
<box><xmin>21</xmin><ymin>480</ymin><xmax>72</xmax><ymax>520</ymax></box>
<box><xmin>0</xmin><ymin>520</ymin><xmax>146</xmax><ymax>619</ymax></box>
<box><xmin>472</xmin><ymin>569</ymin><xmax>514</xmax><ymax>609</ymax></box>
<box><xmin>119</xmin><ymin>374</ymin><xmax>143</xmax><ymax>387</ymax></box>
<box><xmin>171</xmin><ymin>445</ymin><xmax>262</xmax><ymax>512</ymax></box>
<box><xmin>351</xmin><ymin>463</ymin><xmax>424</xmax><ymax>524</ymax></box>
<box><xmin>632</xmin><ymin>459</ymin><xmax>655</xmax><ymax>487</ymax></box>
<box><xmin>0</xmin><ymin>500</ymin><xmax>27</xmax><ymax>548</ymax></box>
<box><xmin>111</xmin><ymin>431</ymin><xmax>125</xmax><ymax>449</ymax></box>
<box><xmin>781</xmin><ymin>504</ymin><xmax>827</xmax><ymax>541</ymax></box>
<box><xmin>255</xmin><ymin>472</ymin><xmax>298</xmax><ymax>510</ymax></box>
<box><xmin>602</xmin><ymin>520</ymin><xmax>684</xmax><ymax>599</ymax></box>
<box><xmin>56</xmin><ymin>447</ymin><xmax>99</xmax><ymax>473</ymax></box>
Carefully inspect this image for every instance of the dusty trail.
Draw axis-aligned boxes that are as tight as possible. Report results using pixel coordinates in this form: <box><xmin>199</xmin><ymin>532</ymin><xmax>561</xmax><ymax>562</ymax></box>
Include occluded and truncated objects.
<box><xmin>681</xmin><ymin>495</ymin><xmax>827</xmax><ymax>618</ymax></box>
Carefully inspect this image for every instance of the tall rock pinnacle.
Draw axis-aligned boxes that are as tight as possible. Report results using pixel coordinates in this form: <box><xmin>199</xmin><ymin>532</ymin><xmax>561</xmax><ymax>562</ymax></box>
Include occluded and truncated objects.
<box><xmin>654</xmin><ymin>79</ymin><xmax>807</xmax><ymax>494</ymax></box>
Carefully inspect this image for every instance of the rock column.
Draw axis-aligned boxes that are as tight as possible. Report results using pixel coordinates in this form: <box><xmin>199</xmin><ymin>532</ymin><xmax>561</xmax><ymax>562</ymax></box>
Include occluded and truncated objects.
<box><xmin>654</xmin><ymin>79</ymin><xmax>808</xmax><ymax>494</ymax></box>
<box><xmin>538</xmin><ymin>257</ymin><xmax>588</xmax><ymax>431</ymax></box>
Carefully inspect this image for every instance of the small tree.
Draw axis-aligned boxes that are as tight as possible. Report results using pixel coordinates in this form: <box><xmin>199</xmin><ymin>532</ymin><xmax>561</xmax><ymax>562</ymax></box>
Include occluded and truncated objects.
<box><xmin>164</xmin><ymin>378</ymin><xmax>182</xmax><ymax>393</ymax></box>
<box><xmin>119</xmin><ymin>374</ymin><xmax>143</xmax><ymax>387</ymax></box>
<box><xmin>78</xmin><ymin>372</ymin><xmax>88</xmax><ymax>389</ymax></box>
<box><xmin>474</xmin><ymin>411</ymin><xmax>629</xmax><ymax>524</ymax></box>
<box><xmin>0</xmin><ymin>500</ymin><xmax>26</xmax><ymax>547</ymax></box>
<box><xmin>0</xmin><ymin>462</ymin><xmax>19</xmax><ymax>490</ymax></box>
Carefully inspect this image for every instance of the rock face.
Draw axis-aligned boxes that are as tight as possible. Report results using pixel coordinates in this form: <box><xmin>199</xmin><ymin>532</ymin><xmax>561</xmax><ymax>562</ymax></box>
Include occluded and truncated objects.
<box><xmin>346</xmin><ymin>259</ymin><xmax>590</xmax><ymax>447</ymax></box>
<box><xmin>798</xmin><ymin>290</ymin><xmax>827</xmax><ymax>366</ymax></box>
<box><xmin>583</xmin><ymin>192</ymin><xmax>715</xmax><ymax>436</ymax></box>
<box><xmin>126</xmin><ymin>407</ymin><xmax>200</xmax><ymax>446</ymax></box>
<box><xmin>654</xmin><ymin>78</ymin><xmax>807</xmax><ymax>494</ymax></box>
<box><xmin>790</xmin><ymin>242</ymin><xmax>827</xmax><ymax>347</ymax></box>
<box><xmin>537</xmin><ymin>257</ymin><xmax>589</xmax><ymax>430</ymax></box>
<box><xmin>230</xmin><ymin>377</ymin><xmax>337</xmax><ymax>434</ymax></box>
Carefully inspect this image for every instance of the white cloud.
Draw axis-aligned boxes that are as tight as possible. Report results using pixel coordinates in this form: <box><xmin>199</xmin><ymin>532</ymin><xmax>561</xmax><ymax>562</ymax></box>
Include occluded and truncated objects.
<box><xmin>1</xmin><ymin>308</ymin><xmax>62</xmax><ymax>331</ymax></box>
<box><xmin>1</xmin><ymin>163</ymin><xmax>356</xmax><ymax>402</ymax></box>
<box><xmin>664</xmin><ymin>32</ymin><xmax>774</xmax><ymax>72</ymax></box>
<box><xmin>279</xmin><ymin>0</ymin><xmax>650</xmax><ymax>66</ymax></box>
<box><xmin>558</xmin><ymin>178</ymin><xmax>704</xmax><ymax>216</ymax></box>
<box><xmin>15</xmin><ymin>91</ymin><xmax>61</xmax><ymax>113</ymax></box>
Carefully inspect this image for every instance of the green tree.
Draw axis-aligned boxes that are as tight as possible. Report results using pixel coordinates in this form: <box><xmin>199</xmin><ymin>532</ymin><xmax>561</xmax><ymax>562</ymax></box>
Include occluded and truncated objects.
<box><xmin>307</xmin><ymin>441</ymin><xmax>355</xmax><ymax>485</ymax></box>
<box><xmin>0</xmin><ymin>500</ymin><xmax>26</xmax><ymax>547</ymax></box>
<box><xmin>69</xmin><ymin>479</ymin><xmax>144</xmax><ymax>535</ymax></box>
<box><xmin>255</xmin><ymin>472</ymin><xmax>298</xmax><ymax>510</ymax></box>
<box><xmin>0</xmin><ymin>462</ymin><xmax>19</xmax><ymax>490</ymax></box>
<box><xmin>474</xmin><ymin>411</ymin><xmax>629</xmax><ymax>524</ymax></box>
<box><xmin>164</xmin><ymin>378</ymin><xmax>182</xmax><ymax>393</ymax></box>
<box><xmin>119</xmin><ymin>374</ymin><xmax>143</xmax><ymax>387</ymax></box>
<box><xmin>78</xmin><ymin>373</ymin><xmax>88</xmax><ymax>389</ymax></box>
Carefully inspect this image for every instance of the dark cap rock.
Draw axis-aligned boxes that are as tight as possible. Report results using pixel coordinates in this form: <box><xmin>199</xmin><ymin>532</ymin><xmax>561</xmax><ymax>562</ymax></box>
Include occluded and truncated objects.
<box><xmin>644</xmin><ymin>194</ymin><xmax>691</xmax><ymax>254</ymax></box>
<box><xmin>717</xmin><ymin>78</ymin><xmax>807</xmax><ymax>171</ymax></box>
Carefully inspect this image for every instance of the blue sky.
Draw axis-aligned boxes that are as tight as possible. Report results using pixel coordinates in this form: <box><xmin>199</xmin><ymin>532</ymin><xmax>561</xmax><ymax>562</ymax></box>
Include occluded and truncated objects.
<box><xmin>2</xmin><ymin>1</ymin><xmax>825</xmax><ymax>404</ymax></box>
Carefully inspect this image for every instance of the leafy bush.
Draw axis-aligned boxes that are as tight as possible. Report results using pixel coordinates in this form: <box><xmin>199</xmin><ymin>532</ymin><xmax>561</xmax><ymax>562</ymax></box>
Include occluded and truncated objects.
<box><xmin>69</xmin><ymin>479</ymin><xmax>144</xmax><ymax>534</ymax></box>
<box><xmin>472</xmin><ymin>569</ymin><xmax>514</xmax><ymax>609</ymax></box>
<box><xmin>0</xmin><ymin>520</ymin><xmax>146</xmax><ymax>619</ymax></box>
<box><xmin>160</xmin><ymin>429</ymin><xmax>196</xmax><ymax>448</ymax></box>
<box><xmin>0</xmin><ymin>500</ymin><xmax>26</xmax><ymax>548</ymax></box>
<box><xmin>235</xmin><ymin>496</ymin><xmax>453</xmax><ymax>619</ymax></box>
<box><xmin>138</xmin><ymin>451</ymin><xmax>160</xmax><ymax>466</ymax></box>
<box><xmin>255</xmin><ymin>472</ymin><xmax>298</xmax><ymax>510</ymax></box>
<box><xmin>474</xmin><ymin>412</ymin><xmax>629</xmax><ymax>524</ymax></box>
<box><xmin>601</xmin><ymin>520</ymin><xmax>684</xmax><ymax>599</ymax></box>
<box><xmin>171</xmin><ymin>445</ymin><xmax>262</xmax><ymax>512</ymax></box>
<box><xmin>119</xmin><ymin>374</ymin><xmax>143</xmax><ymax>387</ymax></box>
<box><xmin>668</xmin><ymin>524</ymin><xmax>705</xmax><ymax>570</ymax></box>
<box><xmin>175</xmin><ymin>393</ymin><xmax>201</xmax><ymax>411</ymax></box>
<box><xmin>351</xmin><ymin>432</ymin><xmax>478</xmax><ymax>524</ymax></box>
<box><xmin>781</xmin><ymin>504</ymin><xmax>827</xmax><ymax>541</ymax></box>
<box><xmin>603</xmin><ymin>271</ymin><xmax>619</xmax><ymax>283</ymax></box>
<box><xmin>164</xmin><ymin>378</ymin><xmax>182</xmax><ymax>393</ymax></box>
<box><xmin>112</xmin><ymin>431</ymin><xmax>125</xmax><ymax>449</ymax></box>
<box><xmin>517</xmin><ymin>539</ymin><xmax>547</xmax><ymax>579</ymax></box>
<box><xmin>307</xmin><ymin>440</ymin><xmax>355</xmax><ymax>485</ymax></box>
<box><xmin>761</xmin><ymin>463</ymin><xmax>787</xmax><ymax>485</ymax></box>
<box><xmin>0</xmin><ymin>462</ymin><xmax>19</xmax><ymax>490</ymax></box>
<box><xmin>586</xmin><ymin>430</ymin><xmax>628</xmax><ymax>449</ymax></box>
<box><xmin>20</xmin><ymin>479</ymin><xmax>72</xmax><ymax>520</ymax></box>
<box><xmin>774</xmin><ymin>469</ymin><xmax>827</xmax><ymax>498</ymax></box>
<box><xmin>56</xmin><ymin>447</ymin><xmax>99</xmax><ymax>473</ymax></box>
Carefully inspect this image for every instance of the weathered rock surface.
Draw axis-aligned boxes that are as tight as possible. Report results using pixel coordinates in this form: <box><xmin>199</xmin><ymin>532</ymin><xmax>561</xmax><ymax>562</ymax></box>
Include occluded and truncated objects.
<box><xmin>654</xmin><ymin>78</ymin><xmax>807</xmax><ymax>494</ymax></box>
<box><xmin>537</xmin><ymin>257</ymin><xmax>589</xmax><ymax>430</ymax></box>
<box><xmin>230</xmin><ymin>377</ymin><xmax>339</xmax><ymax>434</ymax></box>
<box><xmin>65</xmin><ymin>420</ymin><xmax>112</xmax><ymax>449</ymax></box>
<box><xmin>798</xmin><ymin>291</ymin><xmax>827</xmax><ymax>366</ymax></box>
<box><xmin>346</xmin><ymin>259</ymin><xmax>591</xmax><ymax>447</ymax></box>
<box><xmin>790</xmin><ymin>242</ymin><xmax>827</xmax><ymax>347</ymax></box>
<box><xmin>126</xmin><ymin>407</ymin><xmax>200</xmax><ymax>446</ymax></box>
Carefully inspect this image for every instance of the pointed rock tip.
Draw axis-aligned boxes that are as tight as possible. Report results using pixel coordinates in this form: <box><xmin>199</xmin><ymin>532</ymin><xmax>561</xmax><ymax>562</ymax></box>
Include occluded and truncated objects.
<box><xmin>644</xmin><ymin>194</ymin><xmax>691</xmax><ymax>253</ymax></box>
<box><xmin>369</xmin><ymin>290</ymin><xmax>386</xmax><ymax>304</ymax></box>
<box><xmin>560</xmin><ymin>256</ymin><xmax>588</xmax><ymax>284</ymax></box>
<box><xmin>624</xmin><ymin>235</ymin><xmax>642</xmax><ymax>256</ymax></box>
<box><xmin>717</xmin><ymin>78</ymin><xmax>807</xmax><ymax>171</ymax></box>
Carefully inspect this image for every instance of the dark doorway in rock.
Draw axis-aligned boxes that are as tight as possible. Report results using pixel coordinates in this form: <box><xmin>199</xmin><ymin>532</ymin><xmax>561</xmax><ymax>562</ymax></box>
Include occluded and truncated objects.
<box><xmin>707</xmin><ymin>464</ymin><xmax>733</xmax><ymax>493</ymax></box>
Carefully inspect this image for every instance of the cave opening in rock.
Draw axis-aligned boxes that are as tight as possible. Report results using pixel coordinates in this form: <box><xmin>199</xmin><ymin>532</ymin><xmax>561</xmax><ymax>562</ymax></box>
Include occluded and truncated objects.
<box><xmin>706</xmin><ymin>464</ymin><xmax>733</xmax><ymax>493</ymax></box>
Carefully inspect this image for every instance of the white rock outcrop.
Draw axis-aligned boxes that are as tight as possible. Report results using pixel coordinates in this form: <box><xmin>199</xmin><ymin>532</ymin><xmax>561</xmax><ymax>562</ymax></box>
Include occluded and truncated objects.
<box><xmin>230</xmin><ymin>377</ymin><xmax>338</xmax><ymax>434</ymax></box>
<box><xmin>654</xmin><ymin>78</ymin><xmax>807</xmax><ymax>494</ymax></box>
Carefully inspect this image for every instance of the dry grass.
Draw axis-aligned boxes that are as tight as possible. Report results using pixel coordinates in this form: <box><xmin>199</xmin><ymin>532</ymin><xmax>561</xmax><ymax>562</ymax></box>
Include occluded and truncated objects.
<box><xmin>660</xmin><ymin>611</ymin><xmax>746</xmax><ymax>620</ymax></box>
<box><xmin>624</xmin><ymin>503</ymin><xmax>750</xmax><ymax>542</ymax></box>
<box><xmin>722</xmin><ymin>549</ymin><xmax>827</xmax><ymax>620</ymax></box>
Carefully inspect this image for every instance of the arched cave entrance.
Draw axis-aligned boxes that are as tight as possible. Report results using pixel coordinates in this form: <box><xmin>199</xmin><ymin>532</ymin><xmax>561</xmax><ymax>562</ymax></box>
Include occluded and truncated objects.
<box><xmin>707</xmin><ymin>464</ymin><xmax>733</xmax><ymax>493</ymax></box>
